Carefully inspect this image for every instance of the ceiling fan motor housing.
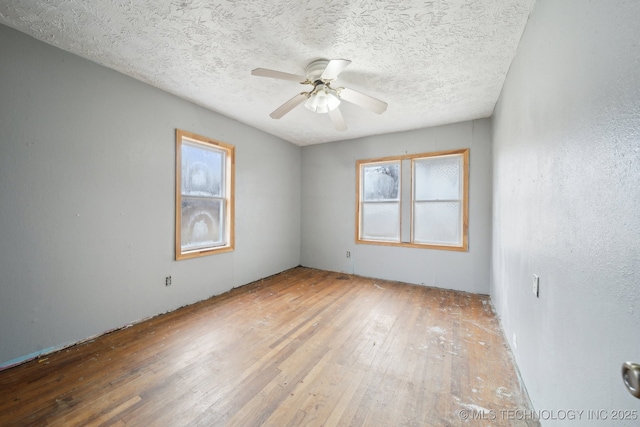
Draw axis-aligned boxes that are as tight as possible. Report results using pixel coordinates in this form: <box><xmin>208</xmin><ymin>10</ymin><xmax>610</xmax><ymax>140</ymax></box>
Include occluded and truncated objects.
<box><xmin>305</xmin><ymin>59</ymin><xmax>331</xmax><ymax>81</ymax></box>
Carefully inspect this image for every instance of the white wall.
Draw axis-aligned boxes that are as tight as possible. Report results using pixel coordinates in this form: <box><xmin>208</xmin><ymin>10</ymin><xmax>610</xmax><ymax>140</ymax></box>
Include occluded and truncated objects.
<box><xmin>491</xmin><ymin>0</ymin><xmax>640</xmax><ymax>424</ymax></box>
<box><xmin>0</xmin><ymin>24</ymin><xmax>301</xmax><ymax>367</ymax></box>
<box><xmin>301</xmin><ymin>119</ymin><xmax>492</xmax><ymax>293</ymax></box>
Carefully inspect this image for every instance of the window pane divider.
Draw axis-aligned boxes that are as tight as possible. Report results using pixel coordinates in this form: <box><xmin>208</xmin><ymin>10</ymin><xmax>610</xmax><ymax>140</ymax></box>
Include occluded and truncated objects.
<box><xmin>181</xmin><ymin>195</ymin><xmax>225</xmax><ymax>201</ymax></box>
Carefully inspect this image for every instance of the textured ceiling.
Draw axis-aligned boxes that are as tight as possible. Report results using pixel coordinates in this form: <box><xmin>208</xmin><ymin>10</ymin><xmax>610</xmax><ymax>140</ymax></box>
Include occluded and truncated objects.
<box><xmin>0</xmin><ymin>0</ymin><xmax>535</xmax><ymax>146</ymax></box>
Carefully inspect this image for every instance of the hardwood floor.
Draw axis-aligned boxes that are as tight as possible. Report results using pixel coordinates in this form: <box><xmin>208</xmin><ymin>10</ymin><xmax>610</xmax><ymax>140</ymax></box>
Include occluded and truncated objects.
<box><xmin>0</xmin><ymin>267</ymin><xmax>538</xmax><ymax>426</ymax></box>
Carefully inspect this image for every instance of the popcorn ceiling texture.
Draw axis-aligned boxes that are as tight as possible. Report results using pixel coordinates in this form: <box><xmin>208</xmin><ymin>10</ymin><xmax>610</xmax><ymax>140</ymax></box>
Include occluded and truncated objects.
<box><xmin>0</xmin><ymin>0</ymin><xmax>535</xmax><ymax>145</ymax></box>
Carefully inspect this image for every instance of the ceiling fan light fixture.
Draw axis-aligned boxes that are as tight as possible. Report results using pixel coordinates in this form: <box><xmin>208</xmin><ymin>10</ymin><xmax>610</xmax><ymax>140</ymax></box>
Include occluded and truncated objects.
<box><xmin>304</xmin><ymin>84</ymin><xmax>340</xmax><ymax>114</ymax></box>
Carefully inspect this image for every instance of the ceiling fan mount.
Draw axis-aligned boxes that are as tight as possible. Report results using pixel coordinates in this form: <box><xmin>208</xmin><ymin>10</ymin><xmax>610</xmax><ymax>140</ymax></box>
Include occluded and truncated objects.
<box><xmin>251</xmin><ymin>58</ymin><xmax>388</xmax><ymax>131</ymax></box>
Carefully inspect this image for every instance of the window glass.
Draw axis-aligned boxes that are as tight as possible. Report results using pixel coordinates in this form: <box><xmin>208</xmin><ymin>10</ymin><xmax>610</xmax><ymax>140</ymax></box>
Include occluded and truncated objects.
<box><xmin>363</xmin><ymin>163</ymin><xmax>399</xmax><ymax>201</ymax></box>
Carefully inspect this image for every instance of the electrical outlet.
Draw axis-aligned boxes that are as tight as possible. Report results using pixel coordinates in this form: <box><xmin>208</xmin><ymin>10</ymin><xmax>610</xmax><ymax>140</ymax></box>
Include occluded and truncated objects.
<box><xmin>165</xmin><ymin>276</ymin><xmax>172</xmax><ymax>287</ymax></box>
<box><xmin>513</xmin><ymin>333</ymin><xmax>518</xmax><ymax>350</ymax></box>
<box><xmin>533</xmin><ymin>274</ymin><xmax>539</xmax><ymax>297</ymax></box>
<box><xmin>346</xmin><ymin>251</ymin><xmax>351</xmax><ymax>258</ymax></box>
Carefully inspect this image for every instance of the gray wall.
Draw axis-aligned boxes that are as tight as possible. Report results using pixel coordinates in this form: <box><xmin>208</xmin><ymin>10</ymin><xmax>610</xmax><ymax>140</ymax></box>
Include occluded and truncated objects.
<box><xmin>491</xmin><ymin>0</ymin><xmax>640</xmax><ymax>424</ymax></box>
<box><xmin>301</xmin><ymin>120</ymin><xmax>492</xmax><ymax>294</ymax></box>
<box><xmin>0</xmin><ymin>24</ymin><xmax>301</xmax><ymax>367</ymax></box>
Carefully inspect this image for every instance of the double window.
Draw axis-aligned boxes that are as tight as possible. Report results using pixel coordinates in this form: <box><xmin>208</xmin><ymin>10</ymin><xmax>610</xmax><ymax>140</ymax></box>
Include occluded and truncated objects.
<box><xmin>175</xmin><ymin>130</ymin><xmax>234</xmax><ymax>260</ymax></box>
<box><xmin>356</xmin><ymin>149</ymin><xmax>469</xmax><ymax>251</ymax></box>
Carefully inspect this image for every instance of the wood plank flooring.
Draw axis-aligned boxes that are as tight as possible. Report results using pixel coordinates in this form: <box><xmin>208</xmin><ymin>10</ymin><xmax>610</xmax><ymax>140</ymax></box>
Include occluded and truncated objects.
<box><xmin>0</xmin><ymin>267</ymin><xmax>538</xmax><ymax>426</ymax></box>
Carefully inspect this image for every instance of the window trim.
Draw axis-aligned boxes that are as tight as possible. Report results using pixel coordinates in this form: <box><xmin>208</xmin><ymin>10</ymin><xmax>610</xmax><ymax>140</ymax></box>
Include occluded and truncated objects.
<box><xmin>355</xmin><ymin>149</ymin><xmax>469</xmax><ymax>252</ymax></box>
<box><xmin>175</xmin><ymin>129</ymin><xmax>235</xmax><ymax>260</ymax></box>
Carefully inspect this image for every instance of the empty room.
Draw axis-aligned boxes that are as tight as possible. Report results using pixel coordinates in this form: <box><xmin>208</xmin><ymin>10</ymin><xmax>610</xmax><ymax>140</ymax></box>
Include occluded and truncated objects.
<box><xmin>0</xmin><ymin>0</ymin><xmax>638</xmax><ymax>426</ymax></box>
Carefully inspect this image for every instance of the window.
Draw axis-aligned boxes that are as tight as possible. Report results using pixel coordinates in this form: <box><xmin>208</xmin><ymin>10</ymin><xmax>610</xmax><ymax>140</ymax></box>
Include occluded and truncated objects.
<box><xmin>360</xmin><ymin>161</ymin><xmax>401</xmax><ymax>242</ymax></box>
<box><xmin>175</xmin><ymin>129</ymin><xmax>234</xmax><ymax>260</ymax></box>
<box><xmin>356</xmin><ymin>149</ymin><xmax>468</xmax><ymax>251</ymax></box>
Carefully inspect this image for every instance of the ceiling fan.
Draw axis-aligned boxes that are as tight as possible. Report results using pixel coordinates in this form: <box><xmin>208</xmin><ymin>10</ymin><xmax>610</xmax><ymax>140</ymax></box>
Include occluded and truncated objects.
<box><xmin>251</xmin><ymin>59</ymin><xmax>388</xmax><ymax>131</ymax></box>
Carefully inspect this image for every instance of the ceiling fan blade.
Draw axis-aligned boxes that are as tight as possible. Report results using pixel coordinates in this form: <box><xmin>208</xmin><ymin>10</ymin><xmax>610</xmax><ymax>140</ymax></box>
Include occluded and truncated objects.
<box><xmin>321</xmin><ymin>59</ymin><xmax>351</xmax><ymax>80</ymax></box>
<box><xmin>338</xmin><ymin>87</ymin><xmax>388</xmax><ymax>114</ymax></box>
<box><xmin>252</xmin><ymin>68</ymin><xmax>307</xmax><ymax>83</ymax></box>
<box><xmin>269</xmin><ymin>93</ymin><xmax>309</xmax><ymax>119</ymax></box>
<box><xmin>329</xmin><ymin>108</ymin><xmax>347</xmax><ymax>131</ymax></box>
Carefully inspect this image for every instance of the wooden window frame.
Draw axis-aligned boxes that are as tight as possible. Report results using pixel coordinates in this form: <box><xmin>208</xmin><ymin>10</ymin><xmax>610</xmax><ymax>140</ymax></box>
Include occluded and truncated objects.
<box><xmin>356</xmin><ymin>149</ymin><xmax>469</xmax><ymax>252</ymax></box>
<box><xmin>175</xmin><ymin>129</ymin><xmax>235</xmax><ymax>260</ymax></box>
